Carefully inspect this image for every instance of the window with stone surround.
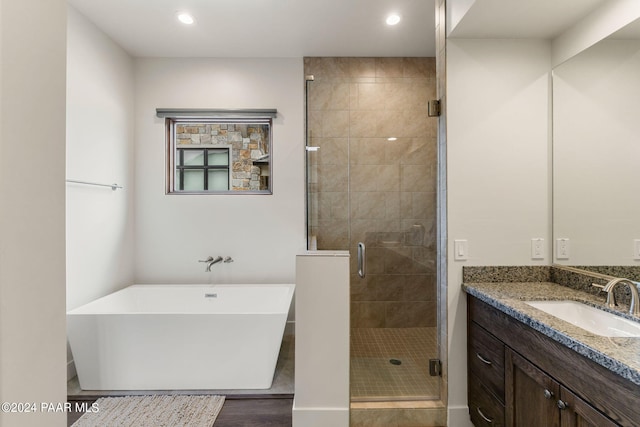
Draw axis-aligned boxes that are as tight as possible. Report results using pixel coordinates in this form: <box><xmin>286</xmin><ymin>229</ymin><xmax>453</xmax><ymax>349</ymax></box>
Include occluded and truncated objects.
<box><xmin>175</xmin><ymin>146</ymin><xmax>231</xmax><ymax>191</ymax></box>
<box><xmin>163</xmin><ymin>115</ymin><xmax>273</xmax><ymax>194</ymax></box>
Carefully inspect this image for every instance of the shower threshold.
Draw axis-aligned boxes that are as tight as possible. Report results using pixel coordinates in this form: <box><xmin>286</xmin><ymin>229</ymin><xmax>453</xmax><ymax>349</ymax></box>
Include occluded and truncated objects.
<box><xmin>350</xmin><ymin>399</ymin><xmax>447</xmax><ymax>427</ymax></box>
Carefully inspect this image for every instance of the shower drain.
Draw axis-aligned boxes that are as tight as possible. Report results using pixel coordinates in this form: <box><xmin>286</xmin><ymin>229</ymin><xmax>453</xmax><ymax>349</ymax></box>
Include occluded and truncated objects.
<box><xmin>389</xmin><ymin>358</ymin><xmax>402</xmax><ymax>365</ymax></box>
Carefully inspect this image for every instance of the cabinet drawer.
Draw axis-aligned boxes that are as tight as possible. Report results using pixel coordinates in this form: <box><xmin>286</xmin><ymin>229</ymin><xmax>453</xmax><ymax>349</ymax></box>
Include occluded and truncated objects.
<box><xmin>469</xmin><ymin>372</ymin><xmax>505</xmax><ymax>427</ymax></box>
<box><xmin>469</xmin><ymin>321</ymin><xmax>505</xmax><ymax>402</ymax></box>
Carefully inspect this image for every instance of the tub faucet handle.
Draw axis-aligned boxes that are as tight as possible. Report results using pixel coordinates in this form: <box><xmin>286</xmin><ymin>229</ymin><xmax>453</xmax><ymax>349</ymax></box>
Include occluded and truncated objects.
<box><xmin>199</xmin><ymin>256</ymin><xmax>214</xmax><ymax>263</ymax></box>
<box><xmin>224</xmin><ymin>256</ymin><xmax>234</xmax><ymax>263</ymax></box>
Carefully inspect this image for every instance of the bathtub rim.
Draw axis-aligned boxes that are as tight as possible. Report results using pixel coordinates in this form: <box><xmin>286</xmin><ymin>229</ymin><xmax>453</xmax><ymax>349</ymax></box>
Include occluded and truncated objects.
<box><xmin>67</xmin><ymin>283</ymin><xmax>295</xmax><ymax>316</ymax></box>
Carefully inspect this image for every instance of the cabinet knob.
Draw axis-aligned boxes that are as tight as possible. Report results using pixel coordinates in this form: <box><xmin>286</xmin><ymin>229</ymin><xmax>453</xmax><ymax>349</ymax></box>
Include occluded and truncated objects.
<box><xmin>543</xmin><ymin>389</ymin><xmax>554</xmax><ymax>399</ymax></box>
<box><xmin>557</xmin><ymin>400</ymin><xmax>568</xmax><ymax>410</ymax></box>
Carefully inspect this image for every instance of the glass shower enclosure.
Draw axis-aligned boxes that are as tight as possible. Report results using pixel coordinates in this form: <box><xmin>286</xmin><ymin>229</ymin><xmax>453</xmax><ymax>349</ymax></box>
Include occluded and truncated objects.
<box><xmin>304</xmin><ymin>57</ymin><xmax>440</xmax><ymax>402</ymax></box>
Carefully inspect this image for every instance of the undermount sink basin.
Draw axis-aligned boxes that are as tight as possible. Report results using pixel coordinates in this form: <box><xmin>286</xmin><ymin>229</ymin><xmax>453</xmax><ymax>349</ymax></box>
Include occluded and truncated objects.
<box><xmin>525</xmin><ymin>300</ymin><xmax>640</xmax><ymax>338</ymax></box>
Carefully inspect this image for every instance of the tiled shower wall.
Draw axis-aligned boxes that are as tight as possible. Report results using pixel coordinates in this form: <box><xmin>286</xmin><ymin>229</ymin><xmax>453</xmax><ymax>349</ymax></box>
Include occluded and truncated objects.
<box><xmin>305</xmin><ymin>57</ymin><xmax>438</xmax><ymax>329</ymax></box>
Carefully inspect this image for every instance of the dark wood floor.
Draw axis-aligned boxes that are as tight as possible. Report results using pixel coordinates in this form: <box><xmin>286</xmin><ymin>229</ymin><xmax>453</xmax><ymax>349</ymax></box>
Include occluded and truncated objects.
<box><xmin>215</xmin><ymin>397</ymin><xmax>293</xmax><ymax>427</ymax></box>
<box><xmin>67</xmin><ymin>396</ymin><xmax>293</xmax><ymax>427</ymax></box>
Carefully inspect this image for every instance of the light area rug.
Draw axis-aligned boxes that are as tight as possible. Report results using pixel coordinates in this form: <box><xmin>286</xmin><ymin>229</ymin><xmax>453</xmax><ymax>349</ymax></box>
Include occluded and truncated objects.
<box><xmin>72</xmin><ymin>395</ymin><xmax>225</xmax><ymax>427</ymax></box>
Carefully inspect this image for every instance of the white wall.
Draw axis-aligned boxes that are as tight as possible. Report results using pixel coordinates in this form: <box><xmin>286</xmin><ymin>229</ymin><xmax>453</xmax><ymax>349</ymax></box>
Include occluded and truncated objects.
<box><xmin>0</xmin><ymin>0</ymin><xmax>67</xmax><ymax>425</ymax></box>
<box><xmin>66</xmin><ymin>5</ymin><xmax>136</xmax><ymax>378</ymax></box>
<box><xmin>446</xmin><ymin>39</ymin><xmax>552</xmax><ymax>423</ymax></box>
<box><xmin>134</xmin><ymin>58</ymin><xmax>305</xmax><ymax>285</ymax></box>
<box><xmin>66</xmin><ymin>6</ymin><xmax>135</xmax><ymax>309</ymax></box>
<box><xmin>553</xmin><ymin>39</ymin><xmax>640</xmax><ymax>265</ymax></box>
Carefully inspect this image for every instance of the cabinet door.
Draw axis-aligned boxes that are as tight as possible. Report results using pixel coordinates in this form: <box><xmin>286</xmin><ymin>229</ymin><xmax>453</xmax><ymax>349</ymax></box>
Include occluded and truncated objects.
<box><xmin>559</xmin><ymin>387</ymin><xmax>619</xmax><ymax>427</ymax></box>
<box><xmin>505</xmin><ymin>349</ymin><xmax>560</xmax><ymax>427</ymax></box>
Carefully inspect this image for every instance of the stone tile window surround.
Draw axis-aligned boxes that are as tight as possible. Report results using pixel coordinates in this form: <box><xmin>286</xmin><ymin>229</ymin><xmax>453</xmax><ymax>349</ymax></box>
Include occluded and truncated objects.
<box><xmin>157</xmin><ymin>108</ymin><xmax>276</xmax><ymax>194</ymax></box>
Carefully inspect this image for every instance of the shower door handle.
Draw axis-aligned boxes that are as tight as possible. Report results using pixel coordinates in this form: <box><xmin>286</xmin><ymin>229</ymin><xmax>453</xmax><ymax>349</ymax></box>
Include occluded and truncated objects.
<box><xmin>357</xmin><ymin>242</ymin><xmax>366</xmax><ymax>278</ymax></box>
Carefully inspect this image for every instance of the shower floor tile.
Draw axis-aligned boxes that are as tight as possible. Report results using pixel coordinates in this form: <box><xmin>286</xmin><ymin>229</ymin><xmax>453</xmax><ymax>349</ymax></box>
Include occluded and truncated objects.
<box><xmin>351</xmin><ymin>327</ymin><xmax>439</xmax><ymax>400</ymax></box>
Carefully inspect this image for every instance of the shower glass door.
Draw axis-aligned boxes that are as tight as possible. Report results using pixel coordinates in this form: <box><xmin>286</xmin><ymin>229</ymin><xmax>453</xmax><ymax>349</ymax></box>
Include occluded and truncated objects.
<box><xmin>305</xmin><ymin>57</ymin><xmax>439</xmax><ymax>401</ymax></box>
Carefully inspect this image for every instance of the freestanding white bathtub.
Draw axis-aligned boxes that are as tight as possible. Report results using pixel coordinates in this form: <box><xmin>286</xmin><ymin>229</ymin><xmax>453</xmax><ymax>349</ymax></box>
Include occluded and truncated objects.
<box><xmin>67</xmin><ymin>284</ymin><xmax>295</xmax><ymax>390</ymax></box>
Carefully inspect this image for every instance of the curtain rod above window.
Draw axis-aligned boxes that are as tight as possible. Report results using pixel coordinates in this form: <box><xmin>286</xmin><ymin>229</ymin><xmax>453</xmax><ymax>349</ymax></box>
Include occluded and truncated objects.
<box><xmin>156</xmin><ymin>108</ymin><xmax>277</xmax><ymax>118</ymax></box>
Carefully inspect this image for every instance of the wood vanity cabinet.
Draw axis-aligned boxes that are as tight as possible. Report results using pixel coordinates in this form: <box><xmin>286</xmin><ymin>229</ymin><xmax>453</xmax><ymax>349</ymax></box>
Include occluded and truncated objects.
<box><xmin>506</xmin><ymin>348</ymin><xmax>617</xmax><ymax>427</ymax></box>
<box><xmin>467</xmin><ymin>295</ymin><xmax>640</xmax><ymax>427</ymax></box>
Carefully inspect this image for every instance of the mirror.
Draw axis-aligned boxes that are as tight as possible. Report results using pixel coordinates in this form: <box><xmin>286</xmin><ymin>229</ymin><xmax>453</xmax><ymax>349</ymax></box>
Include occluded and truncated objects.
<box><xmin>553</xmin><ymin>18</ymin><xmax>640</xmax><ymax>265</ymax></box>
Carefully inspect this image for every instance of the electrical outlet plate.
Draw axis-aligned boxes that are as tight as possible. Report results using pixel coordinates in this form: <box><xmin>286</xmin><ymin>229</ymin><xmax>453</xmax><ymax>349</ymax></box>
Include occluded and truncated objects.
<box><xmin>556</xmin><ymin>238</ymin><xmax>570</xmax><ymax>260</ymax></box>
<box><xmin>531</xmin><ymin>238</ymin><xmax>544</xmax><ymax>260</ymax></box>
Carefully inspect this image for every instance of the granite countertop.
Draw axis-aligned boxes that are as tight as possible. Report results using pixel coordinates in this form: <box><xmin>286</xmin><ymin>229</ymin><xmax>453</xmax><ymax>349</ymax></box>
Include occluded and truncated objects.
<box><xmin>462</xmin><ymin>281</ymin><xmax>640</xmax><ymax>387</ymax></box>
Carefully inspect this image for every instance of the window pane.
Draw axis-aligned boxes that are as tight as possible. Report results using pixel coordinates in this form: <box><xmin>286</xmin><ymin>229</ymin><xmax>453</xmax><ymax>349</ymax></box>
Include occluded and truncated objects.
<box><xmin>208</xmin><ymin>150</ymin><xmax>228</xmax><ymax>166</ymax></box>
<box><xmin>183</xmin><ymin>170</ymin><xmax>204</xmax><ymax>191</ymax></box>
<box><xmin>182</xmin><ymin>150</ymin><xmax>204</xmax><ymax>166</ymax></box>
<box><xmin>208</xmin><ymin>170</ymin><xmax>229</xmax><ymax>191</ymax></box>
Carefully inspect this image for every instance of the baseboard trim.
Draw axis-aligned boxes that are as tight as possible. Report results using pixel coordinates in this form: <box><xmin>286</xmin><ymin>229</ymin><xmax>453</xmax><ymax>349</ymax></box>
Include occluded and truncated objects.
<box><xmin>448</xmin><ymin>405</ymin><xmax>473</xmax><ymax>427</ymax></box>
<box><xmin>292</xmin><ymin>399</ymin><xmax>349</xmax><ymax>427</ymax></box>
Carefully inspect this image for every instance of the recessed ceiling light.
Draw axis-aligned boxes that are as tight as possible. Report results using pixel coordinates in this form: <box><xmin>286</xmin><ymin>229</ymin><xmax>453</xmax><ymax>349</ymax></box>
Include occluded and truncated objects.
<box><xmin>177</xmin><ymin>12</ymin><xmax>195</xmax><ymax>25</ymax></box>
<box><xmin>387</xmin><ymin>137</ymin><xmax>397</xmax><ymax>141</ymax></box>
<box><xmin>386</xmin><ymin>14</ymin><xmax>401</xmax><ymax>26</ymax></box>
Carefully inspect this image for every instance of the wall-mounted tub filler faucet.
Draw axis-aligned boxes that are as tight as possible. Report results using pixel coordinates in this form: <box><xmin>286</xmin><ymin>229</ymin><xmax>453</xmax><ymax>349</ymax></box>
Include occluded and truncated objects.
<box><xmin>199</xmin><ymin>256</ymin><xmax>223</xmax><ymax>272</ymax></box>
<box><xmin>199</xmin><ymin>256</ymin><xmax>234</xmax><ymax>271</ymax></box>
<box><xmin>593</xmin><ymin>278</ymin><xmax>640</xmax><ymax>316</ymax></box>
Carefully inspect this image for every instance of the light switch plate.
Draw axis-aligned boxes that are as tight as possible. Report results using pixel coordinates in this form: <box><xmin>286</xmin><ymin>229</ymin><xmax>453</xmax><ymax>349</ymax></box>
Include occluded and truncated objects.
<box><xmin>454</xmin><ymin>239</ymin><xmax>468</xmax><ymax>261</ymax></box>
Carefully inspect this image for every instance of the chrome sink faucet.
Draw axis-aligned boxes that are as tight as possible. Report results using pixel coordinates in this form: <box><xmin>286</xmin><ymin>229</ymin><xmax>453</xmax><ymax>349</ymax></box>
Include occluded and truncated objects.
<box><xmin>593</xmin><ymin>278</ymin><xmax>640</xmax><ymax>316</ymax></box>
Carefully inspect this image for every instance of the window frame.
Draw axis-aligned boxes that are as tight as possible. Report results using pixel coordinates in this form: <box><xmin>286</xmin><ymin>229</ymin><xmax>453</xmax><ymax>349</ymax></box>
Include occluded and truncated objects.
<box><xmin>165</xmin><ymin>116</ymin><xmax>273</xmax><ymax>195</ymax></box>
